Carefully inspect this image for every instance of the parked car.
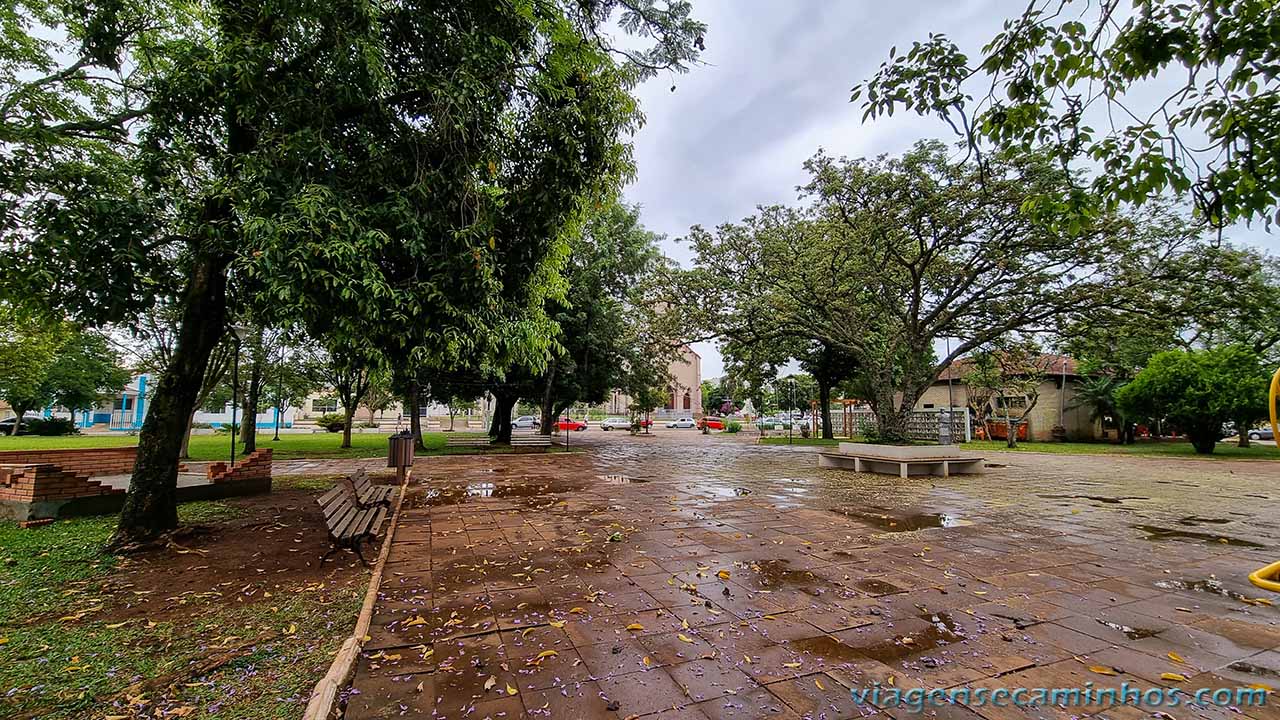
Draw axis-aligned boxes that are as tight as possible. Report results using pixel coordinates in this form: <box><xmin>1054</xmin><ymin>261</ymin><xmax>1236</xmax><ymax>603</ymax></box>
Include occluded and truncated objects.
<box><xmin>756</xmin><ymin>416</ymin><xmax>792</xmax><ymax>429</ymax></box>
<box><xmin>696</xmin><ymin>417</ymin><xmax>724</xmax><ymax>430</ymax></box>
<box><xmin>0</xmin><ymin>416</ymin><xmax>28</xmax><ymax>435</ymax></box>
<box><xmin>600</xmin><ymin>417</ymin><xmax>631</xmax><ymax>430</ymax></box>
<box><xmin>512</xmin><ymin>415</ymin><xmax>540</xmax><ymax>429</ymax></box>
<box><xmin>1248</xmin><ymin>427</ymin><xmax>1275</xmax><ymax>441</ymax></box>
<box><xmin>667</xmin><ymin>417</ymin><xmax>695</xmax><ymax>429</ymax></box>
<box><xmin>556</xmin><ymin>417</ymin><xmax>587</xmax><ymax>431</ymax></box>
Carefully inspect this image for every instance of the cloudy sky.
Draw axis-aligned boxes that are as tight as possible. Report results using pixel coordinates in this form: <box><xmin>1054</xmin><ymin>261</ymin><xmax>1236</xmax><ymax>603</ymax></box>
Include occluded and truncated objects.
<box><xmin>618</xmin><ymin>1</ymin><xmax>1279</xmax><ymax>379</ymax></box>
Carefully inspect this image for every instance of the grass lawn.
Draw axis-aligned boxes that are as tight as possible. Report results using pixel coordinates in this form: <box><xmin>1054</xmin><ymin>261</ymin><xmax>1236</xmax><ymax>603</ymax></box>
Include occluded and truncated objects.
<box><xmin>961</xmin><ymin>438</ymin><xmax>1280</xmax><ymax>459</ymax></box>
<box><xmin>0</xmin><ymin>476</ymin><xmax>364</xmax><ymax>719</ymax></box>
<box><xmin>758</xmin><ymin>435</ymin><xmax>1280</xmax><ymax>459</ymax></box>
<box><xmin>0</xmin><ymin>430</ymin><xmax>456</xmax><ymax>460</ymax></box>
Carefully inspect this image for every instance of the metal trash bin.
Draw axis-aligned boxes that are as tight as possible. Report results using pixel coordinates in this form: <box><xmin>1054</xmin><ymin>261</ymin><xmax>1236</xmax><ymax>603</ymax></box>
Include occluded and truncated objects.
<box><xmin>387</xmin><ymin>431</ymin><xmax>415</xmax><ymax>468</ymax></box>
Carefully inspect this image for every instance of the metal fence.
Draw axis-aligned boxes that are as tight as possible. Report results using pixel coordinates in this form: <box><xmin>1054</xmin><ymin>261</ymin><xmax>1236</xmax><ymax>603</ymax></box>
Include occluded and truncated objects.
<box><xmin>828</xmin><ymin>407</ymin><xmax>971</xmax><ymax>443</ymax></box>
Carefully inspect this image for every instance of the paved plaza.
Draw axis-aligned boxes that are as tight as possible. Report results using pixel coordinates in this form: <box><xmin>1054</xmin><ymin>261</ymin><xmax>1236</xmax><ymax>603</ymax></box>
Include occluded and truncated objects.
<box><xmin>345</xmin><ymin>433</ymin><xmax>1280</xmax><ymax>719</ymax></box>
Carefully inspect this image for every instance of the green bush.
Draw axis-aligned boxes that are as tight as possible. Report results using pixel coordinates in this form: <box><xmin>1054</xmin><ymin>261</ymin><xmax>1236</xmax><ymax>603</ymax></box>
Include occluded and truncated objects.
<box><xmin>724</xmin><ymin>420</ymin><xmax>742</xmax><ymax>433</ymax></box>
<box><xmin>315</xmin><ymin>412</ymin><xmax>347</xmax><ymax>432</ymax></box>
<box><xmin>25</xmin><ymin>417</ymin><xmax>78</xmax><ymax>436</ymax></box>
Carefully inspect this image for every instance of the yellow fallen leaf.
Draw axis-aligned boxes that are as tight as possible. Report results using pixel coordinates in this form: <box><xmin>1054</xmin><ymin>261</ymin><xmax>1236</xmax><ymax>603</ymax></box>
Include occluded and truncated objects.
<box><xmin>625</xmin><ymin>623</ymin><xmax>645</xmax><ymax>631</ymax></box>
<box><xmin>1089</xmin><ymin>665</ymin><xmax>1119</xmax><ymax>676</ymax></box>
<box><xmin>643</xmin><ymin>655</ymin><xmax>652</xmax><ymax>667</ymax></box>
<box><xmin>535</xmin><ymin>650</ymin><xmax>559</xmax><ymax>660</ymax></box>
<box><xmin>783</xmin><ymin>662</ymin><xmax>802</xmax><ymax>668</ymax></box>
<box><xmin>506</xmin><ymin>684</ymin><xmax>518</xmax><ymax>696</ymax></box>
<box><xmin>887</xmin><ymin>675</ymin><xmax>895</xmax><ymax>686</ymax></box>
<box><xmin>285</xmin><ymin>623</ymin><xmax>297</xmax><ymax>635</ymax></box>
<box><xmin>677</xmin><ymin>633</ymin><xmax>694</xmax><ymax>643</ymax></box>
<box><xmin>1247</xmin><ymin>683</ymin><xmax>1273</xmax><ymax>692</ymax></box>
<box><xmin>105</xmin><ymin>621</ymin><xmax>129</xmax><ymax>629</ymax></box>
<box><xmin>569</xmin><ymin>607</ymin><xmax>586</xmax><ymax>614</ymax></box>
<box><xmin>1161</xmin><ymin>673</ymin><xmax>1188</xmax><ymax>682</ymax></box>
<box><xmin>1168</xmin><ymin>652</ymin><xmax>1186</xmax><ymax>663</ymax></box>
<box><xmin>743</xmin><ymin>654</ymin><xmax>753</xmax><ymax>664</ymax></box>
<box><xmin>717</xmin><ymin>570</ymin><xmax>731</xmax><ymax>580</ymax></box>
<box><xmin>815</xmin><ymin>678</ymin><xmax>826</xmax><ymax>690</ymax></box>
<box><xmin>404</xmin><ymin>615</ymin><xmax>428</xmax><ymax>627</ymax></box>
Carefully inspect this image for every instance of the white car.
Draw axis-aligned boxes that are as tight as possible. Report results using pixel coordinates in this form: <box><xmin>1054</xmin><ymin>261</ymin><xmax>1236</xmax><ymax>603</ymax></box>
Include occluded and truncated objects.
<box><xmin>599</xmin><ymin>417</ymin><xmax>632</xmax><ymax>431</ymax></box>
<box><xmin>667</xmin><ymin>417</ymin><xmax>695</xmax><ymax>429</ymax></box>
<box><xmin>512</xmin><ymin>415</ymin><xmax>540</xmax><ymax>429</ymax></box>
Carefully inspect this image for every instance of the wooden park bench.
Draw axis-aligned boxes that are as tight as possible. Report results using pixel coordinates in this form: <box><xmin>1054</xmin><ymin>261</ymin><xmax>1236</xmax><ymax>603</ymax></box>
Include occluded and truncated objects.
<box><xmin>510</xmin><ymin>433</ymin><xmax>552</xmax><ymax>449</ymax></box>
<box><xmin>345</xmin><ymin>468</ymin><xmax>395</xmax><ymax>507</ymax></box>
<box><xmin>317</xmin><ymin>483</ymin><xmax>387</xmax><ymax>565</ymax></box>
<box><xmin>445</xmin><ymin>435</ymin><xmax>492</xmax><ymax>448</ymax></box>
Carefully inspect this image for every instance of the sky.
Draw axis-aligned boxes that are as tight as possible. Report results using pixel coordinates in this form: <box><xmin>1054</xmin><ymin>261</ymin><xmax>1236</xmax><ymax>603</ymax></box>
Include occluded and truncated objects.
<box><xmin>618</xmin><ymin>1</ymin><xmax>1279</xmax><ymax>380</ymax></box>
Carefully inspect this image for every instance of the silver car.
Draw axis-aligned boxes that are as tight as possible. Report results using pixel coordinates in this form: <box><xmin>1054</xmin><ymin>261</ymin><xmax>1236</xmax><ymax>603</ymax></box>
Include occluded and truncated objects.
<box><xmin>667</xmin><ymin>417</ymin><xmax>695</xmax><ymax>428</ymax></box>
<box><xmin>600</xmin><ymin>417</ymin><xmax>632</xmax><ymax>430</ymax></box>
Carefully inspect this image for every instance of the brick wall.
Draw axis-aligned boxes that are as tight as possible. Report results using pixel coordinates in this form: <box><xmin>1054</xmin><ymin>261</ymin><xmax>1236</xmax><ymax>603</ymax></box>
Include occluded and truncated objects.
<box><xmin>207</xmin><ymin>449</ymin><xmax>272</xmax><ymax>484</ymax></box>
<box><xmin>0</xmin><ymin>464</ymin><xmax>126</xmax><ymax>502</ymax></box>
<box><xmin>0</xmin><ymin>447</ymin><xmax>137</xmax><ymax>478</ymax></box>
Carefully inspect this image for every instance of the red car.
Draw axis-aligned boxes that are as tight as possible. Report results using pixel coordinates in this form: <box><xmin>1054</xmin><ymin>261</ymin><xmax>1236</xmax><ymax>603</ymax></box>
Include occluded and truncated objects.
<box><xmin>697</xmin><ymin>417</ymin><xmax>725</xmax><ymax>430</ymax></box>
<box><xmin>556</xmin><ymin>418</ymin><xmax>588</xmax><ymax>431</ymax></box>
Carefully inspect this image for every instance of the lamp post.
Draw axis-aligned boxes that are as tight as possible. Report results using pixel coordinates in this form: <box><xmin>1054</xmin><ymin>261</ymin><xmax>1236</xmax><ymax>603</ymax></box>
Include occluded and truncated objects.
<box><xmin>229</xmin><ymin>324</ymin><xmax>251</xmax><ymax>467</ymax></box>
<box><xmin>273</xmin><ymin>345</ymin><xmax>284</xmax><ymax>442</ymax></box>
<box><xmin>788</xmin><ymin>377</ymin><xmax>795</xmax><ymax>446</ymax></box>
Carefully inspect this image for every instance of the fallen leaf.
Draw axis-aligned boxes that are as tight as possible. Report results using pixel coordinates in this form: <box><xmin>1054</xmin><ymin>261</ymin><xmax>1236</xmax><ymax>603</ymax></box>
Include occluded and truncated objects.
<box><xmin>569</xmin><ymin>607</ymin><xmax>586</xmax><ymax>614</ymax></box>
<box><xmin>404</xmin><ymin>615</ymin><xmax>428</xmax><ymax>627</ymax></box>
<box><xmin>783</xmin><ymin>662</ymin><xmax>802</xmax><ymax>668</ymax></box>
<box><xmin>815</xmin><ymin>678</ymin><xmax>826</xmax><ymax>690</ymax></box>
<box><xmin>677</xmin><ymin>633</ymin><xmax>694</xmax><ymax>643</ymax></box>
<box><xmin>548</xmin><ymin>620</ymin><xmax>566</xmax><ymax>628</ymax></box>
<box><xmin>535</xmin><ymin>650</ymin><xmax>559</xmax><ymax>660</ymax></box>
<box><xmin>484</xmin><ymin>675</ymin><xmax>497</xmax><ymax>691</ymax></box>
<box><xmin>1161</xmin><ymin>673</ymin><xmax>1188</xmax><ymax>682</ymax></box>
<box><xmin>1168</xmin><ymin>651</ymin><xmax>1186</xmax><ymax>663</ymax></box>
<box><xmin>625</xmin><ymin>623</ymin><xmax>645</xmax><ymax>631</ymax></box>
<box><xmin>1089</xmin><ymin>665</ymin><xmax>1119</xmax><ymax>676</ymax></box>
<box><xmin>717</xmin><ymin>570</ymin><xmax>731</xmax><ymax>580</ymax></box>
<box><xmin>506</xmin><ymin>684</ymin><xmax>518</xmax><ymax>696</ymax></box>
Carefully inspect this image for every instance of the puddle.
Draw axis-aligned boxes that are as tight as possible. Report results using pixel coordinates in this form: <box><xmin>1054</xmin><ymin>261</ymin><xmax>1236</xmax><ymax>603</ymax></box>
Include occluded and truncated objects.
<box><xmin>1155</xmin><ymin>578</ymin><xmax>1253</xmax><ymax>602</ymax></box>
<box><xmin>843</xmin><ymin>612</ymin><xmax>964</xmax><ymax>663</ymax></box>
<box><xmin>601</xmin><ymin>474</ymin><xmax>647</xmax><ymax>484</ymax></box>
<box><xmin>1227</xmin><ymin>661</ymin><xmax>1280</xmax><ymax>680</ymax></box>
<box><xmin>1040</xmin><ymin>494</ymin><xmax>1149</xmax><ymax>504</ymax></box>
<box><xmin>1095</xmin><ymin>619</ymin><xmax>1162</xmax><ymax>640</ymax></box>
<box><xmin>1133</xmin><ymin>524</ymin><xmax>1265</xmax><ymax>548</ymax></box>
<box><xmin>747</xmin><ymin>559</ymin><xmax>833</xmax><ymax>596</ymax></box>
<box><xmin>1177</xmin><ymin>516</ymin><xmax>1231</xmax><ymax>526</ymax></box>
<box><xmin>854</xmin><ymin>578</ymin><xmax>905</xmax><ymax>596</ymax></box>
<box><xmin>789</xmin><ymin>635</ymin><xmax>864</xmax><ymax>665</ymax></box>
<box><xmin>838</xmin><ymin>509</ymin><xmax>972</xmax><ymax>531</ymax></box>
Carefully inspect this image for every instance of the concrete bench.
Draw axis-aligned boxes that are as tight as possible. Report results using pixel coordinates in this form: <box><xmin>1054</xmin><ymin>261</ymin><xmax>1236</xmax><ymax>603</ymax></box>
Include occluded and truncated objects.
<box><xmin>510</xmin><ymin>434</ymin><xmax>552</xmax><ymax>448</ymax></box>
<box><xmin>818</xmin><ymin>442</ymin><xmax>983</xmax><ymax>478</ymax></box>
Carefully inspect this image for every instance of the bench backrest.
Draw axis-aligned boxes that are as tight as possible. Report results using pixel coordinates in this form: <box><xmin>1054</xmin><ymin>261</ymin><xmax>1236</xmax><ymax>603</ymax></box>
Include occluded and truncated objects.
<box><xmin>317</xmin><ymin>485</ymin><xmax>358</xmax><ymax>533</ymax></box>
<box><xmin>351</xmin><ymin>468</ymin><xmax>371</xmax><ymax>494</ymax></box>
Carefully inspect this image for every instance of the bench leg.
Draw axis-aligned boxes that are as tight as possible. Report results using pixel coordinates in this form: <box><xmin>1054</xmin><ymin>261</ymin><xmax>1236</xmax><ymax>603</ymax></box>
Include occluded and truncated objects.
<box><xmin>321</xmin><ymin>542</ymin><xmax>340</xmax><ymax>564</ymax></box>
<box><xmin>899</xmin><ymin>462</ymin><xmax>908</xmax><ymax>479</ymax></box>
<box><xmin>853</xmin><ymin>457</ymin><xmax>862</xmax><ymax>472</ymax></box>
<box><xmin>941</xmin><ymin>460</ymin><xmax>950</xmax><ymax>478</ymax></box>
<box><xmin>353</xmin><ymin>537</ymin><xmax>370</xmax><ymax>567</ymax></box>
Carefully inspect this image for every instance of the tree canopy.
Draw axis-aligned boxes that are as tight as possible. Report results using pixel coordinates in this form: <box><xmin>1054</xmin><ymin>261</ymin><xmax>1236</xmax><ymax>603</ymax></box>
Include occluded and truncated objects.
<box><xmin>852</xmin><ymin>0</ymin><xmax>1280</xmax><ymax>228</ymax></box>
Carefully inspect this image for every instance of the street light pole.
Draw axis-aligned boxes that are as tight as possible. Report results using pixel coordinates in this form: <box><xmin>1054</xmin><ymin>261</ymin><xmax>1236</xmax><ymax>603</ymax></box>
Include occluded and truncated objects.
<box><xmin>788</xmin><ymin>378</ymin><xmax>794</xmax><ymax>446</ymax></box>
<box><xmin>273</xmin><ymin>346</ymin><xmax>283</xmax><ymax>442</ymax></box>
<box><xmin>230</xmin><ymin>335</ymin><xmax>240</xmax><ymax>467</ymax></box>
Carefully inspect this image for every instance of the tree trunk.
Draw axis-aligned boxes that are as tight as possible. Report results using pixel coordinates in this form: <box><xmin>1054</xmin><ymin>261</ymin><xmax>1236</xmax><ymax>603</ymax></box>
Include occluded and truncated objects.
<box><xmin>1189</xmin><ymin>429</ymin><xmax>1217</xmax><ymax>454</ymax></box>
<box><xmin>1236</xmin><ymin>418</ymin><xmax>1251</xmax><ymax>448</ymax></box>
<box><xmin>8</xmin><ymin>404</ymin><xmax>30</xmax><ymax>435</ymax></box>
<box><xmin>818</xmin><ymin>380</ymin><xmax>833</xmax><ymax>440</ymax></box>
<box><xmin>240</xmin><ymin>355</ymin><xmax>261</xmax><ymax>455</ymax></box>
<box><xmin>405</xmin><ymin>381</ymin><xmax>423</xmax><ymax>451</ymax></box>
<box><xmin>179</xmin><ymin>410</ymin><xmax>196</xmax><ymax>459</ymax></box>
<box><xmin>539</xmin><ymin>362</ymin><xmax>557</xmax><ymax>437</ymax></box>
<box><xmin>341</xmin><ymin>406</ymin><xmax>355</xmax><ymax>448</ymax></box>
<box><xmin>491</xmin><ymin>392</ymin><xmax>516</xmax><ymax>444</ymax></box>
<box><xmin>112</xmin><ymin>249</ymin><xmax>229</xmax><ymax>547</ymax></box>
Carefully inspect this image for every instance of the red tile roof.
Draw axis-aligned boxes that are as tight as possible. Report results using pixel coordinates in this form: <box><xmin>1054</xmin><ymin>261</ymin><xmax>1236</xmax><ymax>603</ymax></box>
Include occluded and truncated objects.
<box><xmin>934</xmin><ymin>353</ymin><xmax>1080</xmax><ymax>383</ymax></box>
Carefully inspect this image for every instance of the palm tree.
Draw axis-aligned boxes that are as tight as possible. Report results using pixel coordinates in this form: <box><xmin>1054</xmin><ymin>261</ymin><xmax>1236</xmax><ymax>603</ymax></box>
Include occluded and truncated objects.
<box><xmin>1070</xmin><ymin>376</ymin><xmax>1133</xmax><ymax>444</ymax></box>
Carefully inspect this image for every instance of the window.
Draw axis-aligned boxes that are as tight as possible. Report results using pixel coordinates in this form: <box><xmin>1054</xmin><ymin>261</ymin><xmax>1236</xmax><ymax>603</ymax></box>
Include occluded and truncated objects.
<box><xmin>312</xmin><ymin>396</ymin><xmax>339</xmax><ymax>413</ymax></box>
<box><xmin>923</xmin><ymin>403</ymin><xmax>935</xmax><ymax>409</ymax></box>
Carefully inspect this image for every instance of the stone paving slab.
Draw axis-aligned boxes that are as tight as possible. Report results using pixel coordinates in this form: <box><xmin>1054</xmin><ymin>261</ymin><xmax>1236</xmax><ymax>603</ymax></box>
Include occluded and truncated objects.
<box><xmin>344</xmin><ymin>435</ymin><xmax>1280</xmax><ymax>720</ymax></box>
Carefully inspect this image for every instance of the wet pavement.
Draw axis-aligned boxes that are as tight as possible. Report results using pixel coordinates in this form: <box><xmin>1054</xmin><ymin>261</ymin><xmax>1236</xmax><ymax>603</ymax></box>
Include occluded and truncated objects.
<box><xmin>344</xmin><ymin>432</ymin><xmax>1280</xmax><ymax>719</ymax></box>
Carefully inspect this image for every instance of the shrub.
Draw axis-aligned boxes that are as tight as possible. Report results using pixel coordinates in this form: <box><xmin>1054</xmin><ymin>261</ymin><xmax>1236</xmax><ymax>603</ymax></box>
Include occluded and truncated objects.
<box><xmin>315</xmin><ymin>412</ymin><xmax>347</xmax><ymax>432</ymax></box>
<box><xmin>724</xmin><ymin>420</ymin><xmax>742</xmax><ymax>433</ymax></box>
<box><xmin>25</xmin><ymin>417</ymin><xmax>78</xmax><ymax>436</ymax></box>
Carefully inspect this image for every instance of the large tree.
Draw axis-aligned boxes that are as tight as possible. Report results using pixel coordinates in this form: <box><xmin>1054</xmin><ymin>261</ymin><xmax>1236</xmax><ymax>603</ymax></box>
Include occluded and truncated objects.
<box><xmin>0</xmin><ymin>1</ymin><xmax>702</xmax><ymax>546</ymax></box>
<box><xmin>0</xmin><ymin>307</ymin><xmax>128</xmax><ymax>433</ymax></box>
<box><xmin>853</xmin><ymin>0</ymin><xmax>1280</xmax><ymax>228</ymax></box>
<box><xmin>1116</xmin><ymin>345</ymin><xmax>1270</xmax><ymax>454</ymax></box>
<box><xmin>690</xmin><ymin>142</ymin><xmax>1183</xmax><ymax>443</ymax></box>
